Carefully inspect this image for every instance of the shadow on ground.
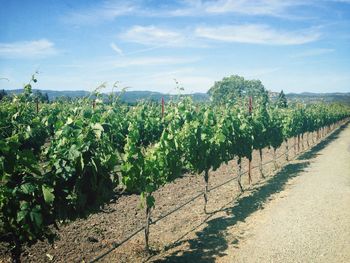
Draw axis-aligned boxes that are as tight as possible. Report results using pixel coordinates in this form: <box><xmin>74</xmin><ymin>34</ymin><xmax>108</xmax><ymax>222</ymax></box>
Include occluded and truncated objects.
<box><xmin>298</xmin><ymin>123</ymin><xmax>348</xmax><ymax>160</ymax></box>
<box><xmin>153</xmin><ymin>123</ymin><xmax>348</xmax><ymax>263</ymax></box>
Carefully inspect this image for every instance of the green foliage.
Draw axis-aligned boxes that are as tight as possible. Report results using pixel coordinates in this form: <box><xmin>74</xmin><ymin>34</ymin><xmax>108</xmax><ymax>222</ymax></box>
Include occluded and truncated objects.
<box><xmin>276</xmin><ymin>90</ymin><xmax>288</xmax><ymax>108</ymax></box>
<box><xmin>0</xmin><ymin>89</ymin><xmax>7</xmax><ymax>101</ymax></box>
<box><xmin>0</xmin><ymin>135</ymin><xmax>54</xmax><ymax>252</ymax></box>
<box><xmin>177</xmin><ymin>104</ymin><xmax>227</xmax><ymax>174</ymax></box>
<box><xmin>46</xmin><ymin>108</ymin><xmax>118</xmax><ymax>218</ymax></box>
<box><xmin>219</xmin><ymin>105</ymin><xmax>253</xmax><ymax>161</ymax></box>
<box><xmin>33</xmin><ymin>90</ymin><xmax>49</xmax><ymax>103</ymax></box>
<box><xmin>21</xmin><ymin>72</ymin><xmax>39</xmax><ymax>102</ymax></box>
<box><xmin>121</xmin><ymin>110</ymin><xmax>182</xmax><ymax>208</ymax></box>
<box><xmin>0</xmin><ymin>81</ymin><xmax>349</xmax><ymax>260</ymax></box>
<box><xmin>207</xmin><ymin>75</ymin><xmax>268</xmax><ymax>105</ymax></box>
<box><xmin>251</xmin><ymin>103</ymin><xmax>270</xmax><ymax>151</ymax></box>
<box><xmin>268</xmin><ymin>107</ymin><xmax>284</xmax><ymax>149</ymax></box>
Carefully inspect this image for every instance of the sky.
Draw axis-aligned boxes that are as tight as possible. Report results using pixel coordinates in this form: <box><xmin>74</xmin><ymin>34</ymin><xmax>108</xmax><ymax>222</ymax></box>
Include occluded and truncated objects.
<box><xmin>0</xmin><ymin>0</ymin><xmax>350</xmax><ymax>94</ymax></box>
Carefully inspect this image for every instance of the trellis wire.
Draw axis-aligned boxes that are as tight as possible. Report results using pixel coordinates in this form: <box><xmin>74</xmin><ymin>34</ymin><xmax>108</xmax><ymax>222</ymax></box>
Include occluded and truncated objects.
<box><xmin>90</xmin><ymin>122</ymin><xmax>345</xmax><ymax>262</ymax></box>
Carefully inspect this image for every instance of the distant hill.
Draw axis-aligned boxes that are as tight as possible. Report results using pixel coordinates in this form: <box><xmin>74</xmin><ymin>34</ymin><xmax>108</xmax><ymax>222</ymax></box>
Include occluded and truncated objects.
<box><xmin>3</xmin><ymin>89</ymin><xmax>209</xmax><ymax>102</ymax></box>
<box><xmin>4</xmin><ymin>89</ymin><xmax>91</xmax><ymax>100</ymax></box>
<box><xmin>110</xmin><ymin>90</ymin><xmax>209</xmax><ymax>103</ymax></box>
<box><xmin>285</xmin><ymin>92</ymin><xmax>350</xmax><ymax>105</ymax></box>
<box><xmin>3</xmin><ymin>89</ymin><xmax>350</xmax><ymax>105</ymax></box>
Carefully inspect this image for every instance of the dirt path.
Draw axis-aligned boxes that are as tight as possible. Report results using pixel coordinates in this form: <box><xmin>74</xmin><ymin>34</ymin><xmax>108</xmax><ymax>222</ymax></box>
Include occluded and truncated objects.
<box><xmin>217</xmin><ymin>124</ymin><xmax>350</xmax><ymax>263</ymax></box>
<box><xmin>148</xmin><ymin>123</ymin><xmax>350</xmax><ymax>263</ymax></box>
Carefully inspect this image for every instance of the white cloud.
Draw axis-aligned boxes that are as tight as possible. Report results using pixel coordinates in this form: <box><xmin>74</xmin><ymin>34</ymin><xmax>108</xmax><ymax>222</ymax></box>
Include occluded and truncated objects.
<box><xmin>291</xmin><ymin>48</ymin><xmax>335</xmax><ymax>58</ymax></box>
<box><xmin>61</xmin><ymin>0</ymin><xmax>316</xmax><ymax>26</ymax></box>
<box><xmin>0</xmin><ymin>39</ymin><xmax>58</xmax><ymax>59</ymax></box>
<box><xmin>204</xmin><ymin>0</ymin><xmax>297</xmax><ymax>16</ymax></box>
<box><xmin>55</xmin><ymin>55</ymin><xmax>199</xmax><ymax>72</ymax></box>
<box><xmin>119</xmin><ymin>25</ymin><xmax>186</xmax><ymax>46</ymax></box>
<box><xmin>123</xmin><ymin>46</ymin><xmax>166</xmax><ymax>56</ymax></box>
<box><xmin>111</xmin><ymin>56</ymin><xmax>199</xmax><ymax>68</ymax></box>
<box><xmin>63</xmin><ymin>1</ymin><xmax>134</xmax><ymax>25</ymax></box>
<box><xmin>168</xmin><ymin>0</ymin><xmax>306</xmax><ymax>18</ymax></box>
<box><xmin>110</xmin><ymin>42</ymin><xmax>124</xmax><ymax>56</ymax></box>
<box><xmin>330</xmin><ymin>0</ymin><xmax>350</xmax><ymax>3</ymax></box>
<box><xmin>195</xmin><ymin>24</ymin><xmax>321</xmax><ymax>45</ymax></box>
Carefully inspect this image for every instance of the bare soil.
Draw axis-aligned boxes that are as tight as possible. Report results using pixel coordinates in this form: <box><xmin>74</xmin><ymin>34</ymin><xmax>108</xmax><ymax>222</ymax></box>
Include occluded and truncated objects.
<box><xmin>0</xmin><ymin>127</ymin><xmax>340</xmax><ymax>263</ymax></box>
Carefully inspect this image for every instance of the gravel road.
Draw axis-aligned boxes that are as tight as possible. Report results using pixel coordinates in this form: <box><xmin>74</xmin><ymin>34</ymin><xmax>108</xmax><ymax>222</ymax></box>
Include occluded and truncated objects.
<box><xmin>218</xmin><ymin>123</ymin><xmax>350</xmax><ymax>263</ymax></box>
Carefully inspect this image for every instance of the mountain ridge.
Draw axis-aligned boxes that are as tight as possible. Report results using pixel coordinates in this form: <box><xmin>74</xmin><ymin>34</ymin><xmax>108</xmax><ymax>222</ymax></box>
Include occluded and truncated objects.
<box><xmin>2</xmin><ymin>89</ymin><xmax>350</xmax><ymax>104</ymax></box>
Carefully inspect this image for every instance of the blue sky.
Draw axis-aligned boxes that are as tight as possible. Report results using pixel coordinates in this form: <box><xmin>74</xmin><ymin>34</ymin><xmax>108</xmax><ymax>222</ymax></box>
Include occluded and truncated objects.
<box><xmin>0</xmin><ymin>0</ymin><xmax>350</xmax><ymax>94</ymax></box>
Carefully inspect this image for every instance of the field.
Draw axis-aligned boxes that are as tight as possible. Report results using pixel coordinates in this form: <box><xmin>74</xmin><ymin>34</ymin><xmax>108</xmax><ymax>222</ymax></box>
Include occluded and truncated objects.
<box><xmin>1</xmin><ymin>124</ymin><xmax>349</xmax><ymax>262</ymax></box>
<box><xmin>1</xmin><ymin>83</ymin><xmax>349</xmax><ymax>262</ymax></box>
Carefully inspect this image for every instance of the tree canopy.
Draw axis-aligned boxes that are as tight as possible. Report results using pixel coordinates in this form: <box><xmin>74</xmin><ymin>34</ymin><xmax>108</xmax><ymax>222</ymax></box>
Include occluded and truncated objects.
<box><xmin>0</xmin><ymin>89</ymin><xmax>7</xmax><ymax>101</ymax></box>
<box><xmin>207</xmin><ymin>75</ymin><xmax>269</xmax><ymax>105</ymax></box>
<box><xmin>276</xmin><ymin>90</ymin><xmax>288</xmax><ymax>108</ymax></box>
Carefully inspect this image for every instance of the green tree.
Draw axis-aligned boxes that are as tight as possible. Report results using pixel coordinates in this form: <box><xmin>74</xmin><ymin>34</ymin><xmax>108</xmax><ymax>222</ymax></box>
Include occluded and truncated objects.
<box><xmin>0</xmin><ymin>89</ymin><xmax>7</xmax><ymax>100</ymax></box>
<box><xmin>276</xmin><ymin>90</ymin><xmax>288</xmax><ymax>108</ymax></box>
<box><xmin>33</xmin><ymin>91</ymin><xmax>49</xmax><ymax>103</ymax></box>
<box><xmin>43</xmin><ymin>93</ymin><xmax>49</xmax><ymax>103</ymax></box>
<box><xmin>207</xmin><ymin>75</ymin><xmax>245</xmax><ymax>104</ymax></box>
<box><xmin>207</xmin><ymin>75</ymin><xmax>269</xmax><ymax>105</ymax></box>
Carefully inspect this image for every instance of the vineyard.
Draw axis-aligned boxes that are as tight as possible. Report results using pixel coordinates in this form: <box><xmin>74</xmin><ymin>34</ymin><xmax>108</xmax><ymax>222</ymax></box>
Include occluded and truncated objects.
<box><xmin>1</xmin><ymin>78</ymin><xmax>350</xmax><ymax>262</ymax></box>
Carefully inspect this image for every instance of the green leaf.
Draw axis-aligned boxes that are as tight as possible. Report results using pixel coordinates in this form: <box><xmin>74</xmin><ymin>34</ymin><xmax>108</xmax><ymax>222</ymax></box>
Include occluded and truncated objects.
<box><xmin>17</xmin><ymin>209</ymin><xmax>28</xmax><ymax>223</ymax></box>
<box><xmin>69</xmin><ymin>144</ymin><xmax>80</xmax><ymax>160</ymax></box>
<box><xmin>66</xmin><ymin>117</ymin><xmax>73</xmax><ymax>125</ymax></box>
<box><xmin>92</xmin><ymin>123</ymin><xmax>104</xmax><ymax>139</ymax></box>
<box><xmin>80</xmin><ymin>154</ymin><xmax>85</xmax><ymax>170</ymax></box>
<box><xmin>217</xmin><ymin>133</ymin><xmax>226</xmax><ymax>143</ymax></box>
<box><xmin>42</xmin><ymin>185</ymin><xmax>55</xmax><ymax>204</ymax></box>
<box><xmin>30</xmin><ymin>206</ymin><xmax>43</xmax><ymax>227</ymax></box>
<box><xmin>21</xmin><ymin>183</ymin><xmax>36</xmax><ymax>194</ymax></box>
<box><xmin>145</xmin><ymin>184</ymin><xmax>154</xmax><ymax>193</ymax></box>
<box><xmin>91</xmin><ymin>158</ymin><xmax>98</xmax><ymax>172</ymax></box>
<box><xmin>3</xmin><ymin>154</ymin><xmax>15</xmax><ymax>174</ymax></box>
<box><xmin>146</xmin><ymin>194</ymin><xmax>155</xmax><ymax>208</ymax></box>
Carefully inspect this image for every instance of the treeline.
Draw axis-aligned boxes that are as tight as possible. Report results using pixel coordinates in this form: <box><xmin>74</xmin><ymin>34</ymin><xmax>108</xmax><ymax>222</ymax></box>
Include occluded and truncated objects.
<box><xmin>0</xmin><ymin>89</ymin><xmax>49</xmax><ymax>103</ymax></box>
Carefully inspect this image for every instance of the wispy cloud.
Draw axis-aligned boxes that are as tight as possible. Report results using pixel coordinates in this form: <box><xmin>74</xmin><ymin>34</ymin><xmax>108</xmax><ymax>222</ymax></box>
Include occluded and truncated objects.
<box><xmin>63</xmin><ymin>1</ymin><xmax>134</xmax><ymax>25</ymax></box>
<box><xmin>330</xmin><ymin>0</ymin><xmax>350</xmax><ymax>3</ymax></box>
<box><xmin>119</xmin><ymin>25</ymin><xmax>186</xmax><ymax>46</ymax></box>
<box><xmin>195</xmin><ymin>24</ymin><xmax>321</xmax><ymax>45</ymax></box>
<box><xmin>56</xmin><ymin>55</ymin><xmax>199</xmax><ymax>72</ymax></box>
<box><xmin>110</xmin><ymin>42</ymin><xmax>124</xmax><ymax>56</ymax></box>
<box><xmin>204</xmin><ymin>0</ymin><xmax>299</xmax><ymax>16</ymax></box>
<box><xmin>168</xmin><ymin>0</ymin><xmax>307</xmax><ymax>18</ymax></box>
<box><xmin>0</xmin><ymin>39</ymin><xmax>58</xmax><ymax>59</ymax></box>
<box><xmin>123</xmin><ymin>46</ymin><xmax>166</xmax><ymax>56</ymax></box>
<box><xmin>47</xmin><ymin>55</ymin><xmax>201</xmax><ymax>91</ymax></box>
<box><xmin>291</xmin><ymin>48</ymin><xmax>335</xmax><ymax>58</ymax></box>
<box><xmin>61</xmin><ymin>0</ymin><xmax>313</xmax><ymax>26</ymax></box>
<box><xmin>111</xmin><ymin>56</ymin><xmax>199</xmax><ymax>68</ymax></box>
